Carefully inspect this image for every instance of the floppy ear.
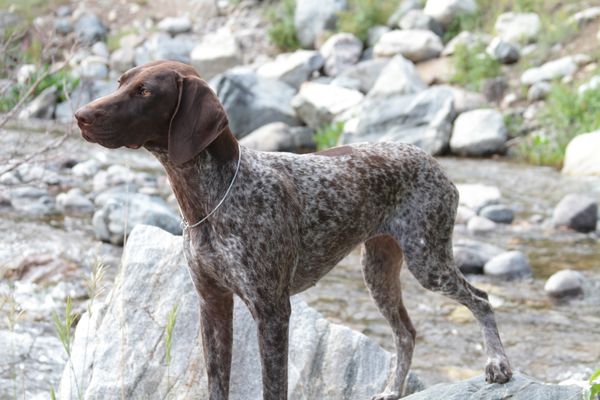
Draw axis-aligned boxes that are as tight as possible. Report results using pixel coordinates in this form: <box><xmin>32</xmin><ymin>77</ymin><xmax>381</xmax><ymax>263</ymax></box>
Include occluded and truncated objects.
<box><xmin>168</xmin><ymin>75</ymin><xmax>228</xmax><ymax>165</ymax></box>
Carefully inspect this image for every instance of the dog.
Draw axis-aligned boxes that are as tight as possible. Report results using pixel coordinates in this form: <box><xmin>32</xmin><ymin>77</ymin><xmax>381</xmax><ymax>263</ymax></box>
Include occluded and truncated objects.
<box><xmin>75</xmin><ymin>60</ymin><xmax>512</xmax><ymax>399</ymax></box>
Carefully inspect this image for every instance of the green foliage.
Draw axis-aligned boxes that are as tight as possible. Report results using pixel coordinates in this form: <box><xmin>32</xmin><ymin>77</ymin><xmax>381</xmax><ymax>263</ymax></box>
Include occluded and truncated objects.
<box><xmin>165</xmin><ymin>304</ymin><xmax>178</xmax><ymax>366</ymax></box>
<box><xmin>450</xmin><ymin>42</ymin><xmax>501</xmax><ymax>91</ymax></box>
<box><xmin>267</xmin><ymin>0</ymin><xmax>300</xmax><ymax>51</ymax></box>
<box><xmin>518</xmin><ymin>84</ymin><xmax>600</xmax><ymax>167</ymax></box>
<box><xmin>52</xmin><ymin>296</ymin><xmax>77</xmax><ymax>357</ymax></box>
<box><xmin>443</xmin><ymin>12</ymin><xmax>481</xmax><ymax>43</ymax></box>
<box><xmin>314</xmin><ymin>121</ymin><xmax>345</xmax><ymax>151</ymax></box>
<box><xmin>337</xmin><ymin>0</ymin><xmax>398</xmax><ymax>43</ymax></box>
<box><xmin>585</xmin><ymin>369</ymin><xmax>600</xmax><ymax>400</ymax></box>
<box><xmin>0</xmin><ymin>67</ymin><xmax>79</xmax><ymax>112</ymax></box>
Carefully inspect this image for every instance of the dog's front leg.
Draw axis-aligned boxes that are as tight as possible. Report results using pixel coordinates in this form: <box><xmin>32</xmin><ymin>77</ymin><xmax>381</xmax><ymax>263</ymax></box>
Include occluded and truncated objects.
<box><xmin>199</xmin><ymin>290</ymin><xmax>234</xmax><ymax>400</ymax></box>
<box><xmin>254</xmin><ymin>299</ymin><xmax>291</xmax><ymax>400</ymax></box>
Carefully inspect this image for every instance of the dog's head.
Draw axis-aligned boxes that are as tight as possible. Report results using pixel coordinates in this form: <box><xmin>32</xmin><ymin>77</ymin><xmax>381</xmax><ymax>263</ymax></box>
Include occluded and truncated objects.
<box><xmin>74</xmin><ymin>60</ymin><xmax>228</xmax><ymax>165</ymax></box>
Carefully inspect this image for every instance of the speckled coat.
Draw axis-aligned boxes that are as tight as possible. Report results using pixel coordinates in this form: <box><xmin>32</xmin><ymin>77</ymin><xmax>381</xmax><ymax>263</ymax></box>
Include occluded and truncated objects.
<box><xmin>75</xmin><ymin>60</ymin><xmax>512</xmax><ymax>400</ymax></box>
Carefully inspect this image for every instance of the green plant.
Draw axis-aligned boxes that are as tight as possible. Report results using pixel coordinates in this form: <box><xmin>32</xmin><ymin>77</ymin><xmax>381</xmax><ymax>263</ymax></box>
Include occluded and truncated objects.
<box><xmin>314</xmin><ymin>121</ymin><xmax>345</xmax><ymax>150</ymax></box>
<box><xmin>450</xmin><ymin>42</ymin><xmax>501</xmax><ymax>91</ymax></box>
<box><xmin>518</xmin><ymin>84</ymin><xmax>600</xmax><ymax>167</ymax></box>
<box><xmin>443</xmin><ymin>12</ymin><xmax>481</xmax><ymax>43</ymax></box>
<box><xmin>164</xmin><ymin>303</ymin><xmax>178</xmax><ymax>395</ymax></box>
<box><xmin>587</xmin><ymin>369</ymin><xmax>600</xmax><ymax>400</ymax></box>
<box><xmin>53</xmin><ymin>296</ymin><xmax>82</xmax><ymax>399</ymax></box>
<box><xmin>267</xmin><ymin>0</ymin><xmax>300</xmax><ymax>51</ymax></box>
<box><xmin>337</xmin><ymin>0</ymin><xmax>398</xmax><ymax>43</ymax></box>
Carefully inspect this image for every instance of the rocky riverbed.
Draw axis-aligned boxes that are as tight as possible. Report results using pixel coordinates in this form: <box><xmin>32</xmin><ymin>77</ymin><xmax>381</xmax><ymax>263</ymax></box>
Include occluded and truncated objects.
<box><xmin>1</xmin><ymin>0</ymin><xmax>600</xmax><ymax>398</ymax></box>
<box><xmin>0</xmin><ymin>123</ymin><xmax>598</xmax><ymax>398</ymax></box>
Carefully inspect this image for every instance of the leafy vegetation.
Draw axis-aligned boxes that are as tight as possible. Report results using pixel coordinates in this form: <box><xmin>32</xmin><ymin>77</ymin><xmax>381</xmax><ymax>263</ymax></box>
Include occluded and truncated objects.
<box><xmin>450</xmin><ymin>42</ymin><xmax>501</xmax><ymax>90</ymax></box>
<box><xmin>267</xmin><ymin>0</ymin><xmax>300</xmax><ymax>51</ymax></box>
<box><xmin>517</xmin><ymin>84</ymin><xmax>600</xmax><ymax>167</ymax></box>
<box><xmin>587</xmin><ymin>369</ymin><xmax>600</xmax><ymax>400</ymax></box>
<box><xmin>314</xmin><ymin>121</ymin><xmax>345</xmax><ymax>150</ymax></box>
<box><xmin>337</xmin><ymin>0</ymin><xmax>398</xmax><ymax>43</ymax></box>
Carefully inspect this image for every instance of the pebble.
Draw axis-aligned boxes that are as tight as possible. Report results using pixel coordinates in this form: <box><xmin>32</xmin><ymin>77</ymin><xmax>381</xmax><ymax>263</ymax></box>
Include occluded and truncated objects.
<box><xmin>552</xmin><ymin>194</ymin><xmax>598</xmax><ymax>233</ymax></box>
<box><xmin>467</xmin><ymin>215</ymin><xmax>496</xmax><ymax>234</ymax></box>
<box><xmin>483</xmin><ymin>251</ymin><xmax>532</xmax><ymax>279</ymax></box>
<box><xmin>479</xmin><ymin>204</ymin><xmax>514</xmax><ymax>224</ymax></box>
<box><xmin>544</xmin><ymin>269</ymin><xmax>584</xmax><ymax>298</ymax></box>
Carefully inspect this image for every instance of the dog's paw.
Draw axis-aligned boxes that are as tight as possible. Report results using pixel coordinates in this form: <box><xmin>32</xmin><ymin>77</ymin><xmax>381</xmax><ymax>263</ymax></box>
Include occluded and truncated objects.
<box><xmin>371</xmin><ymin>391</ymin><xmax>401</xmax><ymax>400</ymax></box>
<box><xmin>485</xmin><ymin>357</ymin><xmax>513</xmax><ymax>384</ymax></box>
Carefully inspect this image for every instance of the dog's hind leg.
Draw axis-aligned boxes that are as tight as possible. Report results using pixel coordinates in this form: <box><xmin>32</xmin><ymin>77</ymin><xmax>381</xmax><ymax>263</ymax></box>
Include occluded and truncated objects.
<box><xmin>362</xmin><ymin>235</ymin><xmax>415</xmax><ymax>400</ymax></box>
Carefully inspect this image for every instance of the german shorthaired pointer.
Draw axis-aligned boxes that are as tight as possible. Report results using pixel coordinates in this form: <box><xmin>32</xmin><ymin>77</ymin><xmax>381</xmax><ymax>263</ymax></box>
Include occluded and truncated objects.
<box><xmin>75</xmin><ymin>60</ymin><xmax>512</xmax><ymax>399</ymax></box>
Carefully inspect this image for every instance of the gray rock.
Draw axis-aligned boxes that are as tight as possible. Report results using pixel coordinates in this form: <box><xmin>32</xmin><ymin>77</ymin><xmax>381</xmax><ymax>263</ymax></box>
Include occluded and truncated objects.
<box><xmin>92</xmin><ymin>192</ymin><xmax>181</xmax><ymax>245</ymax></box>
<box><xmin>456</xmin><ymin>184</ymin><xmax>501</xmax><ymax>212</ymax></box>
<box><xmin>481</xmin><ymin>76</ymin><xmax>508</xmax><ymax>103</ymax></box>
<box><xmin>544</xmin><ymin>269</ymin><xmax>585</xmax><ymax>298</ymax></box>
<box><xmin>449</xmin><ymin>87</ymin><xmax>488</xmax><ymax>114</ymax></box>
<box><xmin>190</xmin><ymin>29</ymin><xmax>241</xmax><ymax>80</ymax></box>
<box><xmin>56</xmin><ymin>5</ymin><xmax>72</xmax><ymax>17</ymax></box>
<box><xmin>74</xmin><ymin>13</ymin><xmax>107</xmax><ymax>45</ymax></box>
<box><xmin>75</xmin><ymin>56</ymin><xmax>109</xmax><ymax>80</ymax></box>
<box><xmin>212</xmin><ymin>71</ymin><xmax>301</xmax><ymax>137</ymax></box>
<box><xmin>495</xmin><ymin>12</ymin><xmax>541</xmax><ymax>44</ymax></box>
<box><xmin>403</xmin><ymin>373</ymin><xmax>582</xmax><ymax>400</ymax></box>
<box><xmin>18</xmin><ymin>86</ymin><xmax>57</xmax><ymax>119</ymax></box>
<box><xmin>442</xmin><ymin>31</ymin><xmax>492</xmax><ymax>56</ymax></box>
<box><xmin>569</xmin><ymin>6</ymin><xmax>600</xmax><ymax>25</ymax></box>
<box><xmin>17</xmin><ymin>64</ymin><xmax>36</xmax><ymax>84</ymax></box>
<box><xmin>56</xmin><ymin>188</ymin><xmax>94</xmax><ymax>215</ymax></box>
<box><xmin>334</xmin><ymin>58</ymin><xmax>389</xmax><ymax>93</ymax></box>
<box><xmin>295</xmin><ymin>0</ymin><xmax>346</xmax><ymax>48</ymax></box>
<box><xmin>91</xmin><ymin>42</ymin><xmax>109</xmax><ymax>58</ymax></box>
<box><xmin>109</xmin><ymin>47</ymin><xmax>136</xmax><ymax>73</ymax></box>
<box><xmin>424</xmin><ymin>0</ymin><xmax>477</xmax><ymax>27</ymax></box>
<box><xmin>527</xmin><ymin>81</ymin><xmax>552</xmax><ymax>102</ymax></box>
<box><xmin>8</xmin><ymin>186</ymin><xmax>56</xmax><ymax>216</ymax></box>
<box><xmin>59</xmin><ymin>225</ymin><xmax>424</xmax><ymax>399</ymax></box>
<box><xmin>483</xmin><ymin>251</ymin><xmax>532</xmax><ymax>279</ymax></box>
<box><xmin>135</xmin><ymin>32</ymin><xmax>196</xmax><ymax>65</ymax></box>
<box><xmin>450</xmin><ymin>109</ymin><xmax>507</xmax><ymax>156</ymax></box>
<box><xmin>291</xmin><ymin>82</ymin><xmax>364</xmax><ymax>129</ymax></box>
<box><xmin>486</xmin><ymin>37</ymin><xmax>520</xmax><ymax>64</ymax></box>
<box><xmin>521</xmin><ymin>56</ymin><xmax>578</xmax><ymax>85</ymax></box>
<box><xmin>399</xmin><ymin>9</ymin><xmax>444</xmax><ymax>37</ymax></box>
<box><xmin>257</xmin><ymin>50</ymin><xmax>324</xmax><ymax>89</ymax></box>
<box><xmin>367</xmin><ymin>25</ymin><xmax>391</xmax><ymax>47</ymax></box>
<box><xmin>72</xmin><ymin>159</ymin><xmax>101</xmax><ymax>178</ymax></box>
<box><xmin>92</xmin><ymin>165</ymin><xmax>137</xmax><ymax>193</ymax></box>
<box><xmin>467</xmin><ymin>215</ymin><xmax>496</xmax><ymax>234</ymax></box>
<box><xmin>552</xmin><ymin>194</ymin><xmax>598</xmax><ymax>233</ymax></box>
<box><xmin>239</xmin><ymin>122</ymin><xmax>315</xmax><ymax>152</ymax></box>
<box><xmin>453</xmin><ymin>239</ymin><xmax>504</xmax><ymax>274</ymax></box>
<box><xmin>455</xmin><ymin>205</ymin><xmax>476</xmax><ymax>224</ymax></box>
<box><xmin>55</xmin><ymin>80</ymin><xmax>118</xmax><ymax>122</ymax></box>
<box><xmin>577</xmin><ymin>75</ymin><xmax>600</xmax><ymax>95</ymax></box>
<box><xmin>368</xmin><ymin>55</ymin><xmax>426</xmax><ymax>98</ymax></box>
<box><xmin>319</xmin><ymin>33</ymin><xmax>363</xmax><ymax>77</ymax></box>
<box><xmin>479</xmin><ymin>204</ymin><xmax>514</xmax><ymax>224</ymax></box>
<box><xmin>374</xmin><ymin>29</ymin><xmax>443</xmax><ymax>62</ymax></box>
<box><xmin>54</xmin><ymin>17</ymin><xmax>73</xmax><ymax>35</ymax></box>
<box><xmin>415</xmin><ymin>56</ymin><xmax>454</xmax><ymax>85</ymax></box>
<box><xmin>341</xmin><ymin>86</ymin><xmax>455</xmax><ymax>155</ymax></box>
<box><xmin>157</xmin><ymin>16</ymin><xmax>192</xmax><ymax>35</ymax></box>
<box><xmin>562</xmin><ymin>131</ymin><xmax>600</xmax><ymax>176</ymax></box>
<box><xmin>388</xmin><ymin>0</ymin><xmax>422</xmax><ymax>27</ymax></box>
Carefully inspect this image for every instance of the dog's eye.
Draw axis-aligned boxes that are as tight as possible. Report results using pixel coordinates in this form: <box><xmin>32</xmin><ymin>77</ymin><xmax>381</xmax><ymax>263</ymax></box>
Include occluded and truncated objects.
<box><xmin>138</xmin><ymin>86</ymin><xmax>151</xmax><ymax>97</ymax></box>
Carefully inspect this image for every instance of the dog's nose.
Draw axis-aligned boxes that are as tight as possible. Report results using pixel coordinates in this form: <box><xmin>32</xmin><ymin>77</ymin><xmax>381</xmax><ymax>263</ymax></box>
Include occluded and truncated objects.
<box><xmin>74</xmin><ymin>106</ymin><xmax>96</xmax><ymax>125</ymax></box>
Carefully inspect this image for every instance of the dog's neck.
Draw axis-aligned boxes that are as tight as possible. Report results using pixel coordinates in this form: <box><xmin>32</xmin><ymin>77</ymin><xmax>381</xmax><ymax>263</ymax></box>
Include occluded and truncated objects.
<box><xmin>146</xmin><ymin>127</ymin><xmax>240</xmax><ymax>226</ymax></box>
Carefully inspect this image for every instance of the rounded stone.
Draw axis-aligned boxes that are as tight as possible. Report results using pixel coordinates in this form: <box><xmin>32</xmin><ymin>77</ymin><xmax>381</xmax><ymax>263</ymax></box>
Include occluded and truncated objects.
<box><xmin>483</xmin><ymin>251</ymin><xmax>532</xmax><ymax>279</ymax></box>
<box><xmin>551</xmin><ymin>193</ymin><xmax>598</xmax><ymax>233</ymax></box>
<box><xmin>467</xmin><ymin>215</ymin><xmax>496</xmax><ymax>234</ymax></box>
<box><xmin>544</xmin><ymin>269</ymin><xmax>584</xmax><ymax>298</ymax></box>
<box><xmin>479</xmin><ymin>204</ymin><xmax>514</xmax><ymax>224</ymax></box>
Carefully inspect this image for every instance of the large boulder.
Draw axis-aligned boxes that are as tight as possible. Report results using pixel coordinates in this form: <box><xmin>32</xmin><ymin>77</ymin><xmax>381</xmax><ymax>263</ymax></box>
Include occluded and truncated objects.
<box><xmin>295</xmin><ymin>0</ymin><xmax>347</xmax><ymax>48</ymax></box>
<box><xmin>368</xmin><ymin>55</ymin><xmax>426</xmax><ymax>98</ymax></box>
<box><xmin>333</xmin><ymin>58</ymin><xmax>389</xmax><ymax>93</ymax></box>
<box><xmin>239</xmin><ymin>122</ymin><xmax>315</xmax><ymax>152</ymax></box>
<box><xmin>423</xmin><ymin>0</ymin><xmax>477</xmax><ymax>27</ymax></box>
<box><xmin>59</xmin><ymin>225</ymin><xmax>423</xmax><ymax>399</ymax></box>
<box><xmin>483</xmin><ymin>251</ymin><xmax>532</xmax><ymax>279</ymax></box>
<box><xmin>211</xmin><ymin>70</ymin><xmax>301</xmax><ymax>137</ymax></box>
<box><xmin>257</xmin><ymin>50</ymin><xmax>324</xmax><ymax>89</ymax></box>
<box><xmin>562</xmin><ymin>131</ymin><xmax>600</xmax><ymax>176</ymax></box>
<box><xmin>373</xmin><ymin>29</ymin><xmax>443</xmax><ymax>62</ymax></box>
<box><xmin>403</xmin><ymin>373</ymin><xmax>582</xmax><ymax>400</ymax></box>
<box><xmin>190</xmin><ymin>28</ymin><xmax>241</xmax><ymax>80</ymax></box>
<box><xmin>135</xmin><ymin>33</ymin><xmax>197</xmax><ymax>65</ymax></box>
<box><xmin>450</xmin><ymin>109</ymin><xmax>507</xmax><ymax>156</ymax></box>
<box><xmin>494</xmin><ymin>12</ymin><xmax>542</xmax><ymax>44</ymax></box>
<box><xmin>291</xmin><ymin>82</ymin><xmax>364</xmax><ymax>129</ymax></box>
<box><xmin>340</xmin><ymin>86</ymin><xmax>455</xmax><ymax>155</ymax></box>
<box><xmin>74</xmin><ymin>13</ymin><xmax>107</xmax><ymax>45</ymax></box>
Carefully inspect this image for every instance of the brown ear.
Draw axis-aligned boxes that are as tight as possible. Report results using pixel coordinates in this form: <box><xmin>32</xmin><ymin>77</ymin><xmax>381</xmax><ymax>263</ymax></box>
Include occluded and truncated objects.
<box><xmin>168</xmin><ymin>75</ymin><xmax>228</xmax><ymax>165</ymax></box>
